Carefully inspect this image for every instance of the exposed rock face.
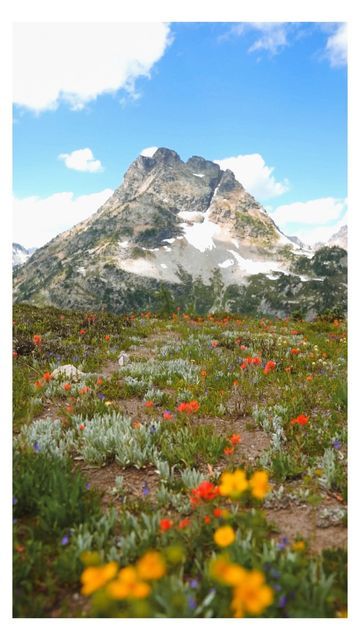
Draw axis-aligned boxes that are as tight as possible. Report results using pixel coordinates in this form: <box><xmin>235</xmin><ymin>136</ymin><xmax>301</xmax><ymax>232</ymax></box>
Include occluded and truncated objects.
<box><xmin>13</xmin><ymin>148</ymin><xmax>304</xmax><ymax>312</ymax></box>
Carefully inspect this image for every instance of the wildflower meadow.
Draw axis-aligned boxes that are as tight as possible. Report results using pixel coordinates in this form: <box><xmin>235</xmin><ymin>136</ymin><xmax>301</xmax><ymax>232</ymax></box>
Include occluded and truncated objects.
<box><xmin>13</xmin><ymin>304</ymin><xmax>347</xmax><ymax>618</ymax></box>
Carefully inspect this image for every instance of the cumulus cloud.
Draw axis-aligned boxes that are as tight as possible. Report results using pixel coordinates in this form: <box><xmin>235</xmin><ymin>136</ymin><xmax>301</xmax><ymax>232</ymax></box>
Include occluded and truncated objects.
<box><xmin>140</xmin><ymin>146</ymin><xmax>158</xmax><ymax>158</ymax></box>
<box><xmin>271</xmin><ymin>197</ymin><xmax>347</xmax><ymax>226</ymax></box>
<box><xmin>325</xmin><ymin>23</ymin><xmax>347</xmax><ymax>68</ymax></box>
<box><xmin>13</xmin><ymin>189</ymin><xmax>113</xmax><ymax>248</ymax></box>
<box><xmin>13</xmin><ymin>23</ymin><xmax>172</xmax><ymax>112</ymax></box>
<box><xmin>58</xmin><ymin>148</ymin><xmax>104</xmax><ymax>173</ymax></box>
<box><xmin>296</xmin><ymin>217</ymin><xmax>348</xmax><ymax>247</ymax></box>
<box><xmin>214</xmin><ymin>153</ymin><xmax>289</xmax><ymax>201</ymax></box>
<box><xmin>270</xmin><ymin>197</ymin><xmax>348</xmax><ymax>247</ymax></box>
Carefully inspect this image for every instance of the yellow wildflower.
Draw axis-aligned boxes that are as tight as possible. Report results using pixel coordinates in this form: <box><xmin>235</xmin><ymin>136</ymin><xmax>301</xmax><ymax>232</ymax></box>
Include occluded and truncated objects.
<box><xmin>291</xmin><ymin>540</ymin><xmax>305</xmax><ymax>552</ymax></box>
<box><xmin>231</xmin><ymin>569</ymin><xmax>274</xmax><ymax>617</ymax></box>
<box><xmin>214</xmin><ymin>525</ymin><xmax>236</xmax><ymax>548</ymax></box>
<box><xmin>219</xmin><ymin>470</ymin><xmax>248</xmax><ymax>499</ymax></box>
<box><xmin>81</xmin><ymin>561</ymin><xmax>118</xmax><ymax>596</ymax></box>
<box><xmin>136</xmin><ymin>551</ymin><xmax>166</xmax><ymax>581</ymax></box>
<box><xmin>249</xmin><ymin>470</ymin><xmax>270</xmax><ymax>500</ymax></box>
<box><xmin>210</xmin><ymin>556</ymin><xmax>252</xmax><ymax>588</ymax></box>
<box><xmin>107</xmin><ymin>565</ymin><xmax>151</xmax><ymax>600</ymax></box>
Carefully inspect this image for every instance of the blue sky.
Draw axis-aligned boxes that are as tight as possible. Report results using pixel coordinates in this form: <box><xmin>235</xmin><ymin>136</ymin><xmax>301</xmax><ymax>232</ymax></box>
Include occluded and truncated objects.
<box><xmin>13</xmin><ymin>22</ymin><xmax>347</xmax><ymax>247</ymax></box>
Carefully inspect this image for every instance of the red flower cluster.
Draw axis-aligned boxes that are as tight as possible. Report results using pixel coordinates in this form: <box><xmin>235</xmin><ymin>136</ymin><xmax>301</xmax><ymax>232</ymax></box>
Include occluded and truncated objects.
<box><xmin>159</xmin><ymin>518</ymin><xmax>173</xmax><ymax>532</ymax></box>
<box><xmin>33</xmin><ymin>335</ymin><xmax>42</xmax><ymax>346</ymax></box>
<box><xmin>263</xmin><ymin>360</ymin><xmax>276</xmax><ymax>375</ymax></box>
<box><xmin>241</xmin><ymin>356</ymin><xmax>262</xmax><ymax>370</ymax></box>
<box><xmin>290</xmin><ymin>414</ymin><xmax>310</xmax><ymax>426</ymax></box>
<box><xmin>79</xmin><ymin>329</ymin><xmax>87</xmax><ymax>335</ymax></box>
<box><xmin>176</xmin><ymin>400</ymin><xmax>200</xmax><ymax>414</ymax></box>
<box><xmin>190</xmin><ymin>481</ymin><xmax>219</xmax><ymax>506</ymax></box>
<box><xmin>144</xmin><ymin>400</ymin><xmax>154</xmax><ymax>408</ymax></box>
<box><xmin>290</xmin><ymin>348</ymin><xmax>300</xmax><ymax>355</ymax></box>
<box><xmin>104</xmin><ymin>335</ymin><xmax>111</xmax><ymax>342</ymax></box>
<box><xmin>42</xmin><ymin>371</ymin><xmax>52</xmax><ymax>382</ymax></box>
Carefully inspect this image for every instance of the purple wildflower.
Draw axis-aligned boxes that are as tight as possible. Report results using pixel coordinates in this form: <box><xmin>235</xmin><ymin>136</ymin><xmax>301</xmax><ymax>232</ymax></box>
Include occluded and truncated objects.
<box><xmin>278</xmin><ymin>594</ymin><xmax>287</xmax><ymax>608</ymax></box>
<box><xmin>187</xmin><ymin>596</ymin><xmax>197</xmax><ymax>610</ymax></box>
<box><xmin>332</xmin><ymin>438</ymin><xmax>341</xmax><ymax>450</ymax></box>
<box><xmin>85</xmin><ymin>482</ymin><xmax>91</xmax><ymax>490</ymax></box>
<box><xmin>277</xmin><ymin>536</ymin><xmax>289</xmax><ymax>550</ymax></box>
<box><xmin>189</xmin><ymin>578</ymin><xmax>199</xmax><ymax>589</ymax></box>
<box><xmin>61</xmin><ymin>534</ymin><xmax>69</xmax><ymax>546</ymax></box>
<box><xmin>97</xmin><ymin>393</ymin><xmax>106</xmax><ymax>401</ymax></box>
<box><xmin>33</xmin><ymin>441</ymin><xmax>40</xmax><ymax>453</ymax></box>
<box><xmin>142</xmin><ymin>482</ymin><xmax>150</xmax><ymax>497</ymax></box>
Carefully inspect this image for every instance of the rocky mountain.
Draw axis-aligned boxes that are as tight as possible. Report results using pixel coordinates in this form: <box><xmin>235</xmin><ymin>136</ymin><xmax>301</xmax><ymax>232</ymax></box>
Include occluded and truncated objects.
<box><xmin>12</xmin><ymin>243</ymin><xmax>36</xmax><ymax>268</ymax></box>
<box><xmin>327</xmin><ymin>225</ymin><xmax>347</xmax><ymax>250</ymax></box>
<box><xmin>13</xmin><ymin>148</ymin><xmax>346</xmax><ymax>318</ymax></box>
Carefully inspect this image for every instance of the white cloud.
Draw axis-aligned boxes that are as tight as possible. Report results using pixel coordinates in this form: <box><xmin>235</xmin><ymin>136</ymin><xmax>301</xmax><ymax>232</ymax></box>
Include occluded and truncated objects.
<box><xmin>13</xmin><ymin>23</ymin><xmax>172</xmax><ymax>112</ymax></box>
<box><xmin>140</xmin><ymin>146</ymin><xmax>158</xmax><ymax>158</ymax></box>
<box><xmin>58</xmin><ymin>148</ymin><xmax>104</xmax><ymax>173</ymax></box>
<box><xmin>295</xmin><ymin>214</ymin><xmax>348</xmax><ymax>247</ymax></box>
<box><xmin>214</xmin><ymin>153</ymin><xmax>289</xmax><ymax>200</ymax></box>
<box><xmin>271</xmin><ymin>197</ymin><xmax>347</xmax><ymax>225</ymax></box>
<box><xmin>13</xmin><ymin>189</ymin><xmax>113</xmax><ymax>248</ymax></box>
<box><xmin>221</xmin><ymin>22</ymin><xmax>290</xmax><ymax>55</ymax></box>
<box><xmin>247</xmin><ymin>23</ymin><xmax>289</xmax><ymax>55</ymax></box>
<box><xmin>325</xmin><ymin>24</ymin><xmax>347</xmax><ymax>68</ymax></box>
<box><xmin>270</xmin><ymin>197</ymin><xmax>348</xmax><ymax>247</ymax></box>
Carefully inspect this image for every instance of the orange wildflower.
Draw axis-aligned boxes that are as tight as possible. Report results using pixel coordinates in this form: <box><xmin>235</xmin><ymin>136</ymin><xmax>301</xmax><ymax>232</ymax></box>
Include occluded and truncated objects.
<box><xmin>224</xmin><ymin>447</ymin><xmax>235</xmax><ymax>456</ymax></box>
<box><xmin>63</xmin><ymin>383</ymin><xmax>72</xmax><ymax>391</ymax></box>
<box><xmin>178</xmin><ymin>518</ymin><xmax>191</xmax><ymax>529</ymax></box>
<box><xmin>229</xmin><ymin>434</ymin><xmax>241</xmax><ymax>445</ymax></box>
<box><xmin>144</xmin><ymin>400</ymin><xmax>154</xmax><ymax>408</ymax></box>
<box><xmin>33</xmin><ymin>335</ymin><xmax>42</xmax><ymax>346</ymax></box>
<box><xmin>42</xmin><ymin>371</ymin><xmax>52</xmax><ymax>382</ymax></box>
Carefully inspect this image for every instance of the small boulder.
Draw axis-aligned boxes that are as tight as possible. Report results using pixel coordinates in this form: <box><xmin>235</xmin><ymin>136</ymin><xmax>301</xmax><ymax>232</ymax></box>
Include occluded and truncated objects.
<box><xmin>118</xmin><ymin>351</ymin><xmax>130</xmax><ymax>367</ymax></box>
<box><xmin>51</xmin><ymin>364</ymin><xmax>86</xmax><ymax>381</ymax></box>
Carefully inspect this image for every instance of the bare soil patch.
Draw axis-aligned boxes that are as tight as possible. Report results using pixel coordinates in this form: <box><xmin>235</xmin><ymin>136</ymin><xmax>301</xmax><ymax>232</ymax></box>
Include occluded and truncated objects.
<box><xmin>265</xmin><ymin>504</ymin><xmax>347</xmax><ymax>554</ymax></box>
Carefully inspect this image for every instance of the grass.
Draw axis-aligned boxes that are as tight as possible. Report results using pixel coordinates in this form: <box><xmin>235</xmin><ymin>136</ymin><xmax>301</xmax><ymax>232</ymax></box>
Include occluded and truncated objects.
<box><xmin>13</xmin><ymin>304</ymin><xmax>347</xmax><ymax>618</ymax></box>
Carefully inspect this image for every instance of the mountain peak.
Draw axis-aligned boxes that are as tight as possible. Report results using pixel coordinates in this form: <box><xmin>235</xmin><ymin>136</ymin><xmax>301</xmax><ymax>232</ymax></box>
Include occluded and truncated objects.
<box><xmin>13</xmin><ymin>147</ymin><xmax>307</xmax><ymax>311</ymax></box>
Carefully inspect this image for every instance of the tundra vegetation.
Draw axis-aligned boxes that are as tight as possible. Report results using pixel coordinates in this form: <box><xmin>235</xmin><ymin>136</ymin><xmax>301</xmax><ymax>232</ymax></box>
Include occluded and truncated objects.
<box><xmin>13</xmin><ymin>303</ymin><xmax>347</xmax><ymax>618</ymax></box>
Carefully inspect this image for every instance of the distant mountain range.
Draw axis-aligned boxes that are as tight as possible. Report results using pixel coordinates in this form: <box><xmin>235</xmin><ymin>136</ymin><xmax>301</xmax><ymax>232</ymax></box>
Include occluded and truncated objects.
<box><xmin>13</xmin><ymin>148</ymin><xmax>347</xmax><ymax>318</ymax></box>
<box><xmin>12</xmin><ymin>243</ymin><xmax>36</xmax><ymax>267</ymax></box>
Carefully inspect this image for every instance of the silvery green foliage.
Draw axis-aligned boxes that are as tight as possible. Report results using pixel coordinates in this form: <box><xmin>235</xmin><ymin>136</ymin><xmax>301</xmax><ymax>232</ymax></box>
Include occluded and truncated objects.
<box><xmin>111</xmin><ymin>475</ymin><xmax>125</xmax><ymax>497</ymax></box>
<box><xmin>155</xmin><ymin>485</ymin><xmax>188</xmax><ymax>512</ymax></box>
<box><xmin>74</xmin><ymin>413</ymin><xmax>160</xmax><ymax>468</ymax></box>
<box><xmin>180</xmin><ymin>467</ymin><xmax>207</xmax><ymax>489</ymax></box>
<box><xmin>176</xmin><ymin>389</ymin><xmax>194</xmax><ymax>403</ymax></box>
<box><xmin>317</xmin><ymin>505</ymin><xmax>347</xmax><ymax>528</ymax></box>
<box><xmin>72</xmin><ymin>510</ymin><xmax>117</xmax><ymax>558</ymax></box>
<box><xmin>17</xmin><ymin>412</ymin><xmax>163</xmax><ymax>469</ymax></box>
<box><xmin>253</xmin><ymin>404</ymin><xmax>287</xmax><ymax>449</ymax></box>
<box><xmin>217</xmin><ymin>403</ymin><xmax>226</xmax><ymax>416</ymax></box>
<box><xmin>154</xmin><ymin>459</ymin><xmax>178</xmax><ymax>484</ymax></box>
<box><xmin>120</xmin><ymin>358</ymin><xmax>201</xmax><ymax>385</ymax></box>
<box><xmin>123</xmin><ymin>376</ymin><xmax>148</xmax><ymax>392</ymax></box>
<box><xmin>318</xmin><ymin>448</ymin><xmax>336</xmax><ymax>490</ymax></box>
<box><xmin>42</xmin><ymin>374</ymin><xmax>96</xmax><ymax>399</ymax></box>
<box><xmin>16</xmin><ymin>418</ymin><xmax>77</xmax><ymax>457</ymax></box>
<box><xmin>143</xmin><ymin>387</ymin><xmax>167</xmax><ymax>404</ymax></box>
